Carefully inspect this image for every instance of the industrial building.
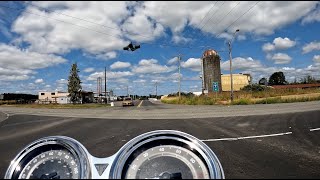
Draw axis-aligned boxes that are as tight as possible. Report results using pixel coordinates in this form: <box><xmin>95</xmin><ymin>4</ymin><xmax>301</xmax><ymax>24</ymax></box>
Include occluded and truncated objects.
<box><xmin>221</xmin><ymin>74</ymin><xmax>252</xmax><ymax>91</ymax></box>
<box><xmin>0</xmin><ymin>93</ymin><xmax>38</xmax><ymax>104</ymax></box>
<box><xmin>202</xmin><ymin>49</ymin><xmax>222</xmax><ymax>93</ymax></box>
<box><xmin>38</xmin><ymin>91</ymin><xmax>94</xmax><ymax>104</ymax></box>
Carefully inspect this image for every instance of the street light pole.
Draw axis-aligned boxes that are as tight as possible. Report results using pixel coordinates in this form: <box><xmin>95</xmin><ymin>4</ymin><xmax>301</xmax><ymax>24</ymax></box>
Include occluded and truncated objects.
<box><xmin>105</xmin><ymin>67</ymin><xmax>107</xmax><ymax>104</ymax></box>
<box><xmin>155</xmin><ymin>82</ymin><xmax>158</xmax><ymax>99</ymax></box>
<box><xmin>178</xmin><ymin>55</ymin><xmax>181</xmax><ymax>100</ymax></box>
<box><xmin>228</xmin><ymin>29</ymin><xmax>239</xmax><ymax>103</ymax></box>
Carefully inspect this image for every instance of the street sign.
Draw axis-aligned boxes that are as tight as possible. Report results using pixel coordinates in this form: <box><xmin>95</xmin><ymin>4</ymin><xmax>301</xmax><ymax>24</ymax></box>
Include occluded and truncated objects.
<box><xmin>213</xmin><ymin>82</ymin><xmax>219</xmax><ymax>92</ymax></box>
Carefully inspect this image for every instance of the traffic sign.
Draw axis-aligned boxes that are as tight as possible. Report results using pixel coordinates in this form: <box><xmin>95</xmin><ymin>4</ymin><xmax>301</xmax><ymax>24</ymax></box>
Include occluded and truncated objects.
<box><xmin>213</xmin><ymin>82</ymin><xmax>219</xmax><ymax>92</ymax></box>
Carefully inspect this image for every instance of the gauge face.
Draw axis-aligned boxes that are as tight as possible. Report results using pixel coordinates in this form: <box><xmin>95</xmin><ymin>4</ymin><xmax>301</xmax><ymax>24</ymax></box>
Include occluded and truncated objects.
<box><xmin>18</xmin><ymin>149</ymin><xmax>80</xmax><ymax>179</ymax></box>
<box><xmin>123</xmin><ymin>145</ymin><xmax>210</xmax><ymax>179</ymax></box>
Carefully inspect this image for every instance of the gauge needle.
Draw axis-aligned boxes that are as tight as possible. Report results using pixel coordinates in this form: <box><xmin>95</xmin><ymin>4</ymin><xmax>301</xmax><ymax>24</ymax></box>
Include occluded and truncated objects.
<box><xmin>40</xmin><ymin>172</ymin><xmax>60</xmax><ymax>179</ymax></box>
<box><xmin>147</xmin><ymin>172</ymin><xmax>182</xmax><ymax>179</ymax></box>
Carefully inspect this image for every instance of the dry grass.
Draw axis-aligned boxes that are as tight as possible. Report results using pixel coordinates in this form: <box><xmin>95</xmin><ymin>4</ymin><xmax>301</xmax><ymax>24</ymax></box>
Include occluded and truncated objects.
<box><xmin>162</xmin><ymin>88</ymin><xmax>320</xmax><ymax>105</ymax></box>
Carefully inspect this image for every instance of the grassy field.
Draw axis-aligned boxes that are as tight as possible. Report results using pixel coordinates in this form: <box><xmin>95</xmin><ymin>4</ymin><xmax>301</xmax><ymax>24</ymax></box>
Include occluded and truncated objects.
<box><xmin>161</xmin><ymin>88</ymin><xmax>320</xmax><ymax>105</ymax></box>
<box><xmin>0</xmin><ymin>103</ymin><xmax>111</xmax><ymax>109</ymax></box>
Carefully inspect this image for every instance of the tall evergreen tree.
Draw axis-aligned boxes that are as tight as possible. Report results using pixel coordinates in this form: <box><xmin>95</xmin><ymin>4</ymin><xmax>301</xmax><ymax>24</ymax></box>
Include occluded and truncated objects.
<box><xmin>68</xmin><ymin>63</ymin><xmax>82</xmax><ymax>104</ymax></box>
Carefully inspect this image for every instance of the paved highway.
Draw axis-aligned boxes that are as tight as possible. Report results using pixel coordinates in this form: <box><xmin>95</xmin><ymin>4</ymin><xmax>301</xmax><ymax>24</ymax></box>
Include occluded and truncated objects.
<box><xmin>0</xmin><ymin>108</ymin><xmax>319</xmax><ymax>178</ymax></box>
<box><xmin>1</xmin><ymin>100</ymin><xmax>320</xmax><ymax>119</ymax></box>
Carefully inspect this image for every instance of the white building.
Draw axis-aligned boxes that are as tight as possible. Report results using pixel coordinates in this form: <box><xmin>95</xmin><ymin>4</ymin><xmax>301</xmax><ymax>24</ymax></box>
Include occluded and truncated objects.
<box><xmin>38</xmin><ymin>91</ymin><xmax>70</xmax><ymax>104</ymax></box>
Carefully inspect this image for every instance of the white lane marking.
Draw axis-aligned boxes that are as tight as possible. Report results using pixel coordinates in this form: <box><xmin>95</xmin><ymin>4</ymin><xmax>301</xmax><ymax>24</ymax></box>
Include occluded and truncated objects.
<box><xmin>0</xmin><ymin>111</ymin><xmax>10</xmax><ymax>124</ymax></box>
<box><xmin>202</xmin><ymin>137</ymin><xmax>237</xmax><ymax>142</ymax></box>
<box><xmin>310</xmin><ymin>128</ymin><xmax>320</xmax><ymax>132</ymax></box>
<box><xmin>137</xmin><ymin>100</ymin><xmax>144</xmax><ymax>108</ymax></box>
<box><xmin>201</xmin><ymin>132</ymin><xmax>292</xmax><ymax>142</ymax></box>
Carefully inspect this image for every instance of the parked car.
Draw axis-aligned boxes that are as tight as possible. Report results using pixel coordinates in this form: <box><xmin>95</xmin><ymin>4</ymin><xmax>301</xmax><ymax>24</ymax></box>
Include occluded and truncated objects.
<box><xmin>122</xmin><ymin>97</ymin><xmax>134</xmax><ymax>106</ymax></box>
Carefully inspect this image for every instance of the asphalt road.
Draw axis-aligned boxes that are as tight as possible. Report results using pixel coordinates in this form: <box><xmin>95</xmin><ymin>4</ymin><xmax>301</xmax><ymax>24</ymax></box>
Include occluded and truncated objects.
<box><xmin>0</xmin><ymin>110</ymin><xmax>319</xmax><ymax>178</ymax></box>
<box><xmin>1</xmin><ymin>100</ymin><xmax>320</xmax><ymax>119</ymax></box>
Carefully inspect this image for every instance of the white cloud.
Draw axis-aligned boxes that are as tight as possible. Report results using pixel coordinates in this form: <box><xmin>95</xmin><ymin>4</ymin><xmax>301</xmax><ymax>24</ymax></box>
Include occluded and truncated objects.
<box><xmin>221</xmin><ymin>57</ymin><xmax>264</xmax><ymax>71</ymax></box>
<box><xmin>35</xmin><ymin>79</ymin><xmax>44</xmax><ymax>84</ymax></box>
<box><xmin>262</xmin><ymin>43</ymin><xmax>275</xmax><ymax>52</ymax></box>
<box><xmin>11</xmin><ymin>1</ymin><xmax>318</xmax><ymax>58</ymax></box>
<box><xmin>167</xmin><ymin>57</ymin><xmax>179</xmax><ymax>65</ymax></box>
<box><xmin>302</xmin><ymin>41</ymin><xmax>320</xmax><ymax>54</ymax></box>
<box><xmin>132</xmin><ymin>59</ymin><xmax>177</xmax><ymax>74</ymax></box>
<box><xmin>110</xmin><ymin>61</ymin><xmax>131</xmax><ymax>69</ymax></box>
<box><xmin>121</xmin><ymin>8</ymin><xmax>164</xmax><ymax>42</ymax></box>
<box><xmin>273</xmin><ymin>37</ymin><xmax>296</xmax><ymax>49</ymax></box>
<box><xmin>55</xmin><ymin>78</ymin><xmax>68</xmax><ymax>91</ymax></box>
<box><xmin>172</xmin><ymin>34</ymin><xmax>191</xmax><ymax>44</ymax></box>
<box><xmin>0</xmin><ymin>44</ymin><xmax>66</xmax><ymax>81</ymax></box>
<box><xmin>84</xmin><ymin>67</ymin><xmax>95</xmax><ymax>73</ymax></box>
<box><xmin>271</xmin><ymin>53</ymin><xmax>292</xmax><ymax>64</ymax></box>
<box><xmin>313</xmin><ymin>55</ymin><xmax>320</xmax><ymax>63</ymax></box>
<box><xmin>181</xmin><ymin>58</ymin><xmax>201</xmax><ymax>71</ymax></box>
<box><xmin>302</xmin><ymin>8</ymin><xmax>320</xmax><ymax>24</ymax></box>
<box><xmin>133</xmin><ymin>79</ymin><xmax>146</xmax><ymax>83</ymax></box>
<box><xmin>87</xmin><ymin>71</ymin><xmax>133</xmax><ymax>81</ymax></box>
<box><xmin>13</xmin><ymin>2</ymin><xmax>130</xmax><ymax>57</ymax></box>
<box><xmin>237</xmin><ymin>35</ymin><xmax>246</xmax><ymax>41</ymax></box>
<box><xmin>262</xmin><ymin>37</ymin><xmax>296</xmax><ymax>52</ymax></box>
<box><xmin>96</xmin><ymin>52</ymin><xmax>117</xmax><ymax>60</ymax></box>
<box><xmin>56</xmin><ymin>79</ymin><xmax>67</xmax><ymax>84</ymax></box>
<box><xmin>220</xmin><ymin>56</ymin><xmax>320</xmax><ymax>83</ymax></box>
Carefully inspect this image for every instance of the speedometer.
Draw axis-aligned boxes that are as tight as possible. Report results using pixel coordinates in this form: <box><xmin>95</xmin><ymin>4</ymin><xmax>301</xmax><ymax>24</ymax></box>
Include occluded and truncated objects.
<box><xmin>109</xmin><ymin>130</ymin><xmax>224</xmax><ymax>179</ymax></box>
<box><xmin>19</xmin><ymin>149</ymin><xmax>79</xmax><ymax>179</ymax></box>
<box><xmin>5</xmin><ymin>137</ymin><xmax>90</xmax><ymax>179</ymax></box>
<box><xmin>123</xmin><ymin>145</ymin><xmax>209</xmax><ymax>179</ymax></box>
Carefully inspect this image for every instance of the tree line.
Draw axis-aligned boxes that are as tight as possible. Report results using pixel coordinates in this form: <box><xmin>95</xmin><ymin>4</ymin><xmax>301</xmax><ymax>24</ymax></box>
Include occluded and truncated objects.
<box><xmin>258</xmin><ymin>72</ymin><xmax>320</xmax><ymax>86</ymax></box>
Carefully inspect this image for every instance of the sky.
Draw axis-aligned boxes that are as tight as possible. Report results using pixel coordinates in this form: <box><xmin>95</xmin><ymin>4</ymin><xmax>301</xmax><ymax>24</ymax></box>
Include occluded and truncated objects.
<box><xmin>0</xmin><ymin>1</ymin><xmax>319</xmax><ymax>96</ymax></box>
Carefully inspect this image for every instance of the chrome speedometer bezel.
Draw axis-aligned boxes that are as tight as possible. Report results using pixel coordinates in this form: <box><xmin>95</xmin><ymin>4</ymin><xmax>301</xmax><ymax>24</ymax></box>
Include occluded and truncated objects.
<box><xmin>109</xmin><ymin>130</ymin><xmax>225</xmax><ymax>179</ymax></box>
<box><xmin>4</xmin><ymin>136</ymin><xmax>91</xmax><ymax>179</ymax></box>
<box><xmin>5</xmin><ymin>130</ymin><xmax>225</xmax><ymax>179</ymax></box>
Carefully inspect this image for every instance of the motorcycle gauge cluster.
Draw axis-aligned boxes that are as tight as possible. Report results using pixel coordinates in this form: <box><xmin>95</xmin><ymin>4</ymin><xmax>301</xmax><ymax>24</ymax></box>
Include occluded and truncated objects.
<box><xmin>5</xmin><ymin>130</ymin><xmax>224</xmax><ymax>179</ymax></box>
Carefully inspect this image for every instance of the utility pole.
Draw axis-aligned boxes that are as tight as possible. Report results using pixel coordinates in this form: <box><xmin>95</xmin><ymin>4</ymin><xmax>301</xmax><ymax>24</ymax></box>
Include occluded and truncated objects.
<box><xmin>228</xmin><ymin>41</ymin><xmax>234</xmax><ymax>103</ymax></box>
<box><xmin>178</xmin><ymin>55</ymin><xmax>181</xmax><ymax>100</ymax></box>
<box><xmin>155</xmin><ymin>82</ymin><xmax>158</xmax><ymax>99</ymax></box>
<box><xmin>127</xmin><ymin>85</ymin><xmax>129</xmax><ymax>97</ymax></box>
<box><xmin>201</xmin><ymin>57</ymin><xmax>204</xmax><ymax>95</ymax></box>
<box><xmin>105</xmin><ymin>67</ymin><xmax>107</xmax><ymax>104</ymax></box>
<box><xmin>228</xmin><ymin>29</ymin><xmax>239</xmax><ymax>103</ymax></box>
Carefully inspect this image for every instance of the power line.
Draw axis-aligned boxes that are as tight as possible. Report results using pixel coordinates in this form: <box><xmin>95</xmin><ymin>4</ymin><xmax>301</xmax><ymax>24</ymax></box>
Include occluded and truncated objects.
<box><xmin>195</xmin><ymin>1</ymin><xmax>241</xmax><ymax>52</ymax></box>
<box><xmin>198</xmin><ymin>1</ymin><xmax>226</xmax><ymax>34</ymax></box>
<box><xmin>0</xmin><ymin>4</ymin><xmax>215</xmax><ymax>50</ymax></box>
<box><xmin>192</xmin><ymin>1</ymin><xmax>227</xmax><ymax>48</ymax></box>
<box><xmin>25</xmin><ymin>2</ymin><xmax>160</xmax><ymax>41</ymax></box>
<box><xmin>175</xmin><ymin>1</ymin><xmax>219</xmax><ymax>54</ymax></box>
<box><xmin>215</xmin><ymin>1</ymin><xmax>260</xmax><ymax>39</ymax></box>
<box><xmin>0</xmin><ymin>4</ymin><xmax>123</xmax><ymax>38</ymax></box>
<box><xmin>201</xmin><ymin>1</ymin><xmax>241</xmax><ymax>41</ymax></box>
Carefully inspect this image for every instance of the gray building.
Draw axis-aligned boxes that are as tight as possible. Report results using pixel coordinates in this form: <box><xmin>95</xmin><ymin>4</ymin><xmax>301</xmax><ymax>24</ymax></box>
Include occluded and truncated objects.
<box><xmin>202</xmin><ymin>49</ymin><xmax>222</xmax><ymax>93</ymax></box>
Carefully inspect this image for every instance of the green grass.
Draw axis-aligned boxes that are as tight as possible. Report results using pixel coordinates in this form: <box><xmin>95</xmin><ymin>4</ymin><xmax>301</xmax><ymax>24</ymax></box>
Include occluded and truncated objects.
<box><xmin>0</xmin><ymin>103</ymin><xmax>111</xmax><ymax>109</ymax></box>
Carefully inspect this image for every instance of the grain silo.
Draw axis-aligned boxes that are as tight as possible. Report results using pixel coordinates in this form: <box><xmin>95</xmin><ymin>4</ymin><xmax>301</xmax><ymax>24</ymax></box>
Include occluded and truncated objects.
<box><xmin>202</xmin><ymin>49</ymin><xmax>222</xmax><ymax>93</ymax></box>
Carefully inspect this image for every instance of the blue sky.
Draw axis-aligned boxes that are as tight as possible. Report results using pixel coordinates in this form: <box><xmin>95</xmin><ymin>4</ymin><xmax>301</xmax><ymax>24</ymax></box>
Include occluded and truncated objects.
<box><xmin>0</xmin><ymin>1</ymin><xmax>319</xmax><ymax>96</ymax></box>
